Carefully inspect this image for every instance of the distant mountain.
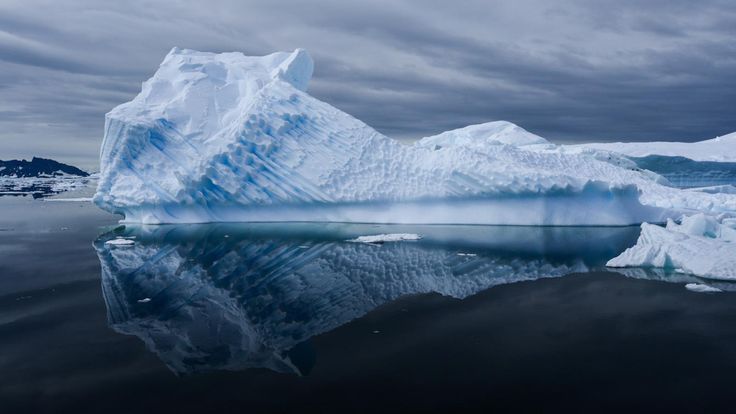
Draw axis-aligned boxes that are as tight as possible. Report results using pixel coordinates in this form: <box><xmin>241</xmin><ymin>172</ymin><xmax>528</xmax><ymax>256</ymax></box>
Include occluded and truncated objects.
<box><xmin>0</xmin><ymin>157</ymin><xmax>89</xmax><ymax>178</ymax></box>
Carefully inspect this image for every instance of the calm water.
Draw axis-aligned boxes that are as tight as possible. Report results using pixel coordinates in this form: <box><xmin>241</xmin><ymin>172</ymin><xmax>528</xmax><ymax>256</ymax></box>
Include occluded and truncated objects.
<box><xmin>1</xmin><ymin>196</ymin><xmax>736</xmax><ymax>413</ymax></box>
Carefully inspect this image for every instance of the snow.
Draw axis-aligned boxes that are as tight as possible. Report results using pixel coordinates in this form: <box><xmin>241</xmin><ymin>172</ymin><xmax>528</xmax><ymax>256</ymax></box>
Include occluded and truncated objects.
<box><xmin>105</xmin><ymin>238</ymin><xmax>136</xmax><ymax>246</ymax></box>
<box><xmin>607</xmin><ymin>214</ymin><xmax>736</xmax><ymax>280</ymax></box>
<box><xmin>575</xmin><ymin>132</ymin><xmax>736</xmax><ymax>162</ymax></box>
<box><xmin>348</xmin><ymin>233</ymin><xmax>422</xmax><ymax>243</ymax></box>
<box><xmin>685</xmin><ymin>283</ymin><xmax>722</xmax><ymax>293</ymax></box>
<box><xmin>94</xmin><ymin>48</ymin><xmax>736</xmax><ymax>226</ymax></box>
<box><xmin>416</xmin><ymin>121</ymin><xmax>548</xmax><ymax>149</ymax></box>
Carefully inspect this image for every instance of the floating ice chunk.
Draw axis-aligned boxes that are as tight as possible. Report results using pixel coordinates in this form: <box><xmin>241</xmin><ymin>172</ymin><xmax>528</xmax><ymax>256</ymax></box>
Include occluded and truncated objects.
<box><xmin>105</xmin><ymin>238</ymin><xmax>136</xmax><ymax>246</ymax></box>
<box><xmin>137</xmin><ymin>297</ymin><xmax>152</xmax><ymax>303</ymax></box>
<box><xmin>348</xmin><ymin>233</ymin><xmax>422</xmax><ymax>244</ymax></box>
<box><xmin>457</xmin><ymin>253</ymin><xmax>478</xmax><ymax>257</ymax></box>
<box><xmin>685</xmin><ymin>283</ymin><xmax>722</xmax><ymax>293</ymax></box>
<box><xmin>607</xmin><ymin>215</ymin><xmax>736</xmax><ymax>280</ymax></box>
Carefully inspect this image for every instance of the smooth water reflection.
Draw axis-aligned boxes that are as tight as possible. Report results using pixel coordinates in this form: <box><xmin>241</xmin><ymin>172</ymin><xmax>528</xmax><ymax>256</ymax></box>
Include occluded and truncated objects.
<box><xmin>95</xmin><ymin>223</ymin><xmax>645</xmax><ymax>376</ymax></box>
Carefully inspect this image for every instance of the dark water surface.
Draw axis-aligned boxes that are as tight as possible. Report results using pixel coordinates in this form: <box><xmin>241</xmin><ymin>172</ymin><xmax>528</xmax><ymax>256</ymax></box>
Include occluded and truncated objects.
<box><xmin>1</xmin><ymin>197</ymin><xmax>736</xmax><ymax>413</ymax></box>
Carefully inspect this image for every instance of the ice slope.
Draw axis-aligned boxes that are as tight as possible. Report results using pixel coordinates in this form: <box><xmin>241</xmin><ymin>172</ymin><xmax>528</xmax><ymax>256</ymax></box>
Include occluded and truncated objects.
<box><xmin>575</xmin><ymin>132</ymin><xmax>736</xmax><ymax>162</ymax></box>
<box><xmin>416</xmin><ymin>121</ymin><xmax>548</xmax><ymax>149</ymax></box>
<box><xmin>607</xmin><ymin>214</ymin><xmax>736</xmax><ymax>280</ymax></box>
<box><xmin>95</xmin><ymin>48</ymin><xmax>735</xmax><ymax>225</ymax></box>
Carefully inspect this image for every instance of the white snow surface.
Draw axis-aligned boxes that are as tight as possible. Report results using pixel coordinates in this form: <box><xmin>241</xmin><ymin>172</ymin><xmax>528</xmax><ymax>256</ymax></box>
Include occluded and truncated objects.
<box><xmin>94</xmin><ymin>48</ymin><xmax>736</xmax><ymax>225</ymax></box>
<box><xmin>607</xmin><ymin>214</ymin><xmax>736</xmax><ymax>280</ymax></box>
<box><xmin>575</xmin><ymin>132</ymin><xmax>736</xmax><ymax>162</ymax></box>
<box><xmin>348</xmin><ymin>233</ymin><xmax>422</xmax><ymax>243</ymax></box>
<box><xmin>416</xmin><ymin>121</ymin><xmax>548</xmax><ymax>148</ymax></box>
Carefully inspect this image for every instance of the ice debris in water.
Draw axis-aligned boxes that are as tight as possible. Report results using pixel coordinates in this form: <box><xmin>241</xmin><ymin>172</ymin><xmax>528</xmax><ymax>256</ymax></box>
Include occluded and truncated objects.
<box><xmin>105</xmin><ymin>238</ymin><xmax>136</xmax><ymax>246</ymax></box>
<box><xmin>92</xmin><ymin>48</ymin><xmax>736</xmax><ymax>226</ymax></box>
<box><xmin>685</xmin><ymin>283</ymin><xmax>722</xmax><ymax>293</ymax></box>
<box><xmin>348</xmin><ymin>233</ymin><xmax>422</xmax><ymax>244</ymax></box>
<box><xmin>607</xmin><ymin>213</ymin><xmax>736</xmax><ymax>280</ymax></box>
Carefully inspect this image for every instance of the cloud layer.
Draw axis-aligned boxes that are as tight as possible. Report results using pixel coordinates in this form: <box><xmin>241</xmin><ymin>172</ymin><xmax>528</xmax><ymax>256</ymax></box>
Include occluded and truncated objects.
<box><xmin>1</xmin><ymin>0</ymin><xmax>734</xmax><ymax>169</ymax></box>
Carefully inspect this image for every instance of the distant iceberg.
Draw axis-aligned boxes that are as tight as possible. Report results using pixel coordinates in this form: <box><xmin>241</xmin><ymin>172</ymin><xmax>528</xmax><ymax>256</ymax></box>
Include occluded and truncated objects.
<box><xmin>576</xmin><ymin>132</ymin><xmax>736</xmax><ymax>162</ymax></box>
<box><xmin>94</xmin><ymin>48</ymin><xmax>736</xmax><ymax>225</ymax></box>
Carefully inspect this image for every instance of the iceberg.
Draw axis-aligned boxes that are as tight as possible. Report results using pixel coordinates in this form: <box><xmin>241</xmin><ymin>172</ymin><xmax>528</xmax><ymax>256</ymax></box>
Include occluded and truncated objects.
<box><xmin>607</xmin><ymin>214</ymin><xmax>736</xmax><ymax>280</ymax></box>
<box><xmin>576</xmin><ymin>132</ymin><xmax>736</xmax><ymax>162</ymax></box>
<box><xmin>94</xmin><ymin>48</ymin><xmax>736</xmax><ymax>225</ymax></box>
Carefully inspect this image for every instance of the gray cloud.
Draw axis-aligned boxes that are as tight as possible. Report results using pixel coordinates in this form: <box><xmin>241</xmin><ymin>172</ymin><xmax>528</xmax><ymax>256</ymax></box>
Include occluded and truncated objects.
<box><xmin>0</xmin><ymin>0</ymin><xmax>734</xmax><ymax>169</ymax></box>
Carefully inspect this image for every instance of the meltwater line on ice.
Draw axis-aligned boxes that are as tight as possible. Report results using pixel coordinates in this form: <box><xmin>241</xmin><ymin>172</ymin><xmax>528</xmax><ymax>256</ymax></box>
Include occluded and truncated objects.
<box><xmin>94</xmin><ymin>48</ymin><xmax>736</xmax><ymax>225</ymax></box>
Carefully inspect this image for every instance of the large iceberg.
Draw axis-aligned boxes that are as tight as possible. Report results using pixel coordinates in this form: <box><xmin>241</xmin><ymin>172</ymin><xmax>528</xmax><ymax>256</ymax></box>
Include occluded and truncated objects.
<box><xmin>94</xmin><ymin>48</ymin><xmax>735</xmax><ymax>225</ymax></box>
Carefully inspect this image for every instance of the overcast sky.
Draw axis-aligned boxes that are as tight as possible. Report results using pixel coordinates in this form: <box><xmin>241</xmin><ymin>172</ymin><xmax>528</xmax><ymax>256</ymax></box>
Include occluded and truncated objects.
<box><xmin>1</xmin><ymin>0</ymin><xmax>735</xmax><ymax>169</ymax></box>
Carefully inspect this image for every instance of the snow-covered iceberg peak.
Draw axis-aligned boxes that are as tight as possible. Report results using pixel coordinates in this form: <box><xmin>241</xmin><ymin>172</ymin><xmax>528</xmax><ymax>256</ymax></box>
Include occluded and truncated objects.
<box><xmin>415</xmin><ymin>121</ymin><xmax>549</xmax><ymax>149</ymax></box>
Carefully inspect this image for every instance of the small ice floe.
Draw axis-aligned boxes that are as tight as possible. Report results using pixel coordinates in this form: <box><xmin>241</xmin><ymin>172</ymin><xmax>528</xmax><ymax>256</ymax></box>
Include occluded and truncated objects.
<box><xmin>685</xmin><ymin>283</ymin><xmax>722</xmax><ymax>293</ymax></box>
<box><xmin>137</xmin><ymin>297</ymin><xmax>152</xmax><ymax>303</ymax></box>
<box><xmin>105</xmin><ymin>238</ymin><xmax>136</xmax><ymax>246</ymax></box>
<box><xmin>457</xmin><ymin>252</ymin><xmax>477</xmax><ymax>257</ymax></box>
<box><xmin>348</xmin><ymin>233</ymin><xmax>422</xmax><ymax>244</ymax></box>
<box><xmin>298</xmin><ymin>245</ymin><xmax>311</xmax><ymax>248</ymax></box>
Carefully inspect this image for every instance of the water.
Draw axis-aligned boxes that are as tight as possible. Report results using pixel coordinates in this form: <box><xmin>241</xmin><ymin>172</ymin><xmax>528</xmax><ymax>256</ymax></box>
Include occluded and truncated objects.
<box><xmin>2</xmin><ymin>196</ymin><xmax>736</xmax><ymax>413</ymax></box>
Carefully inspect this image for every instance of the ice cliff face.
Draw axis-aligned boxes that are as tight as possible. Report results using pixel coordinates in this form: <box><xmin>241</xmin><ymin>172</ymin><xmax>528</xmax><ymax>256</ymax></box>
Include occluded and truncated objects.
<box><xmin>94</xmin><ymin>48</ymin><xmax>735</xmax><ymax>225</ymax></box>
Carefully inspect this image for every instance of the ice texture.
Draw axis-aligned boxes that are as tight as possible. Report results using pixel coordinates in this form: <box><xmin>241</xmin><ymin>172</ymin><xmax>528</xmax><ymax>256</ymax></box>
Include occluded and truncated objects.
<box><xmin>607</xmin><ymin>214</ymin><xmax>736</xmax><ymax>280</ymax></box>
<box><xmin>95</xmin><ymin>48</ymin><xmax>736</xmax><ymax>225</ymax></box>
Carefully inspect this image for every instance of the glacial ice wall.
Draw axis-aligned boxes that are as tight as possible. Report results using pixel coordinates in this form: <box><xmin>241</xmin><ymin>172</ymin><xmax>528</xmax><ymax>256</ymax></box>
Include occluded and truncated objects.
<box><xmin>94</xmin><ymin>48</ymin><xmax>736</xmax><ymax>225</ymax></box>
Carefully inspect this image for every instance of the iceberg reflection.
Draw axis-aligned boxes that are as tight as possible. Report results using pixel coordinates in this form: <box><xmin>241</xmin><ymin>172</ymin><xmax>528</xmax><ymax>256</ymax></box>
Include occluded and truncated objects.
<box><xmin>94</xmin><ymin>223</ymin><xmax>640</xmax><ymax>376</ymax></box>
